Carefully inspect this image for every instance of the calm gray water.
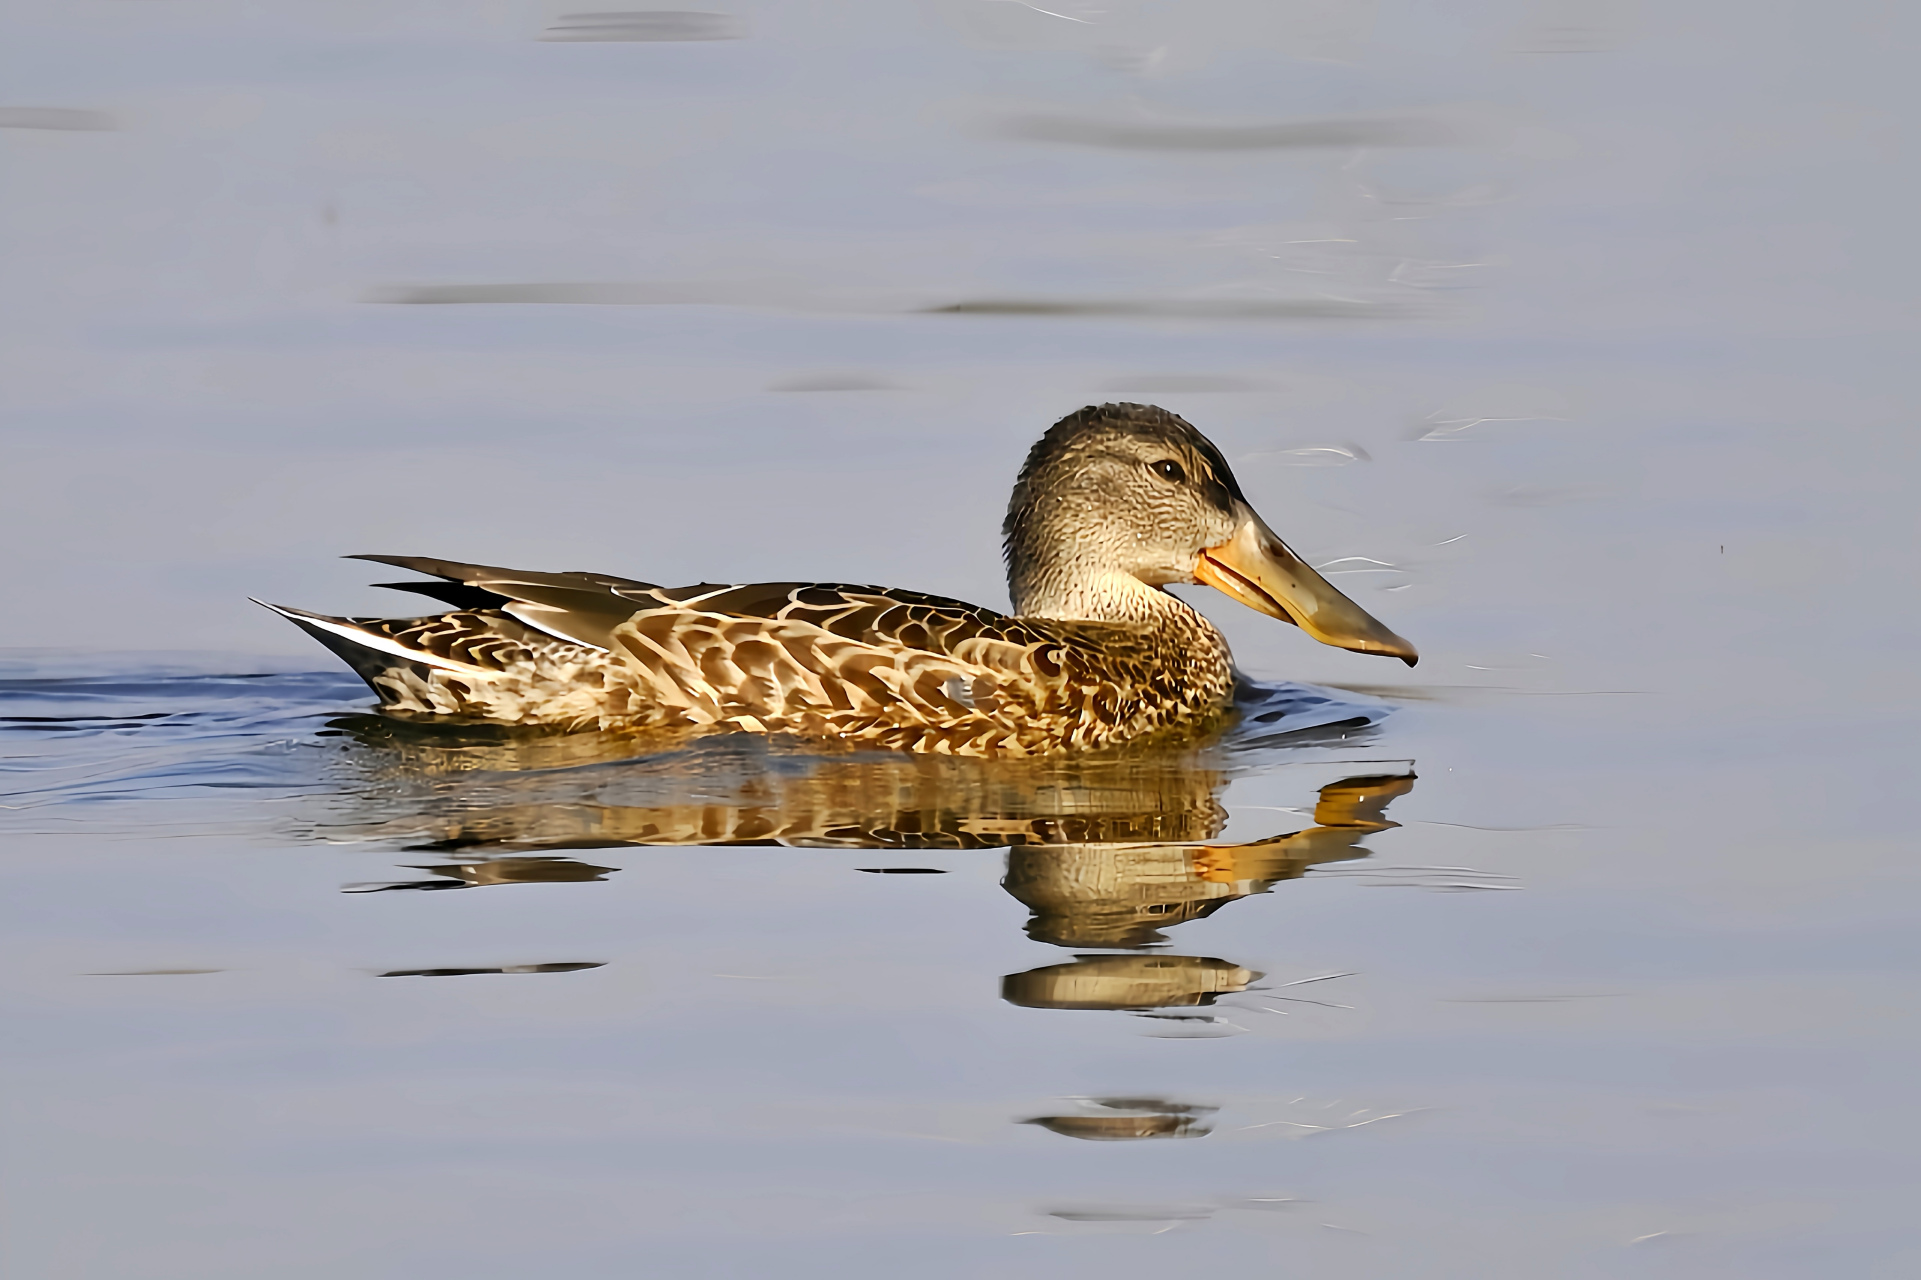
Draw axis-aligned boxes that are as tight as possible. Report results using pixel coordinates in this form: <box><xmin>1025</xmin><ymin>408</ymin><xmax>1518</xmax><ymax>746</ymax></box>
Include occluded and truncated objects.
<box><xmin>4</xmin><ymin>2</ymin><xmax>1919</xmax><ymax>1276</ymax></box>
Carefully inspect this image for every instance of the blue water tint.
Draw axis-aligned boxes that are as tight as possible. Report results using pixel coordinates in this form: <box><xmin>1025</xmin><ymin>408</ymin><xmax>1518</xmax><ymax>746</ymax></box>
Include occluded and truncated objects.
<box><xmin>5</xmin><ymin>641</ymin><xmax>1913</xmax><ymax>1279</ymax></box>
<box><xmin>6</xmin><ymin>0</ymin><xmax>1921</xmax><ymax>1271</ymax></box>
<box><xmin>1224</xmin><ymin>678</ymin><xmax>1387</xmax><ymax>751</ymax></box>
<box><xmin>0</xmin><ymin>667</ymin><xmax>366</xmax><ymax>829</ymax></box>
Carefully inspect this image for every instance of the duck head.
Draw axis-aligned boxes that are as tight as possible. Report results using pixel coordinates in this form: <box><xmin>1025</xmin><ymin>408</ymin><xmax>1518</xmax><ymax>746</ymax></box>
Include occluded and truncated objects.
<box><xmin>1003</xmin><ymin>403</ymin><xmax>1416</xmax><ymax>665</ymax></box>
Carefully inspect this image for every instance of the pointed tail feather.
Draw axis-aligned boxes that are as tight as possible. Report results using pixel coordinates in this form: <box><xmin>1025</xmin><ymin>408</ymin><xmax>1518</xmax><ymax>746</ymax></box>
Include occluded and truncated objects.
<box><xmin>251</xmin><ymin>600</ymin><xmax>491</xmax><ymax>696</ymax></box>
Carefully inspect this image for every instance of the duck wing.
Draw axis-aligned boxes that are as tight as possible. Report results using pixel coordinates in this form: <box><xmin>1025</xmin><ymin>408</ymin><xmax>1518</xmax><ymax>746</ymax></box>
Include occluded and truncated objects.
<box><xmin>351</xmin><ymin>554</ymin><xmax>669</xmax><ymax>651</ymax></box>
<box><xmin>338</xmin><ymin>560</ymin><xmax>1163</xmax><ymax>747</ymax></box>
<box><xmin>355</xmin><ymin>558</ymin><xmax>1083</xmax><ymax>659</ymax></box>
<box><xmin>611</xmin><ymin>583</ymin><xmax>1155</xmax><ymax>703</ymax></box>
<box><xmin>657</xmin><ymin>582</ymin><xmax>1035</xmax><ymax>647</ymax></box>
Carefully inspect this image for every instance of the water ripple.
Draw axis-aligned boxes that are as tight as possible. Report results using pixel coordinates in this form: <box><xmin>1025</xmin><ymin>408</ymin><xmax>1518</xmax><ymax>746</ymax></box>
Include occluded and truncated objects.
<box><xmin>0</xmin><ymin>662</ymin><xmax>1388</xmax><ymax>842</ymax></box>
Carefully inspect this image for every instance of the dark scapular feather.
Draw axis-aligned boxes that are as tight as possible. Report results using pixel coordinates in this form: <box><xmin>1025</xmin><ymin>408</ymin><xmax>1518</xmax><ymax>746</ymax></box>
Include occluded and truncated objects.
<box><xmin>373</xmin><ymin>581</ymin><xmax>514</xmax><ymax>611</ymax></box>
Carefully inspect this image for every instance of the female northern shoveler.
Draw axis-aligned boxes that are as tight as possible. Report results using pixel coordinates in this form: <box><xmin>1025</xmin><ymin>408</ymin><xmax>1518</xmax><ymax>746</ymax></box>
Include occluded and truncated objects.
<box><xmin>259</xmin><ymin>403</ymin><xmax>1415</xmax><ymax>755</ymax></box>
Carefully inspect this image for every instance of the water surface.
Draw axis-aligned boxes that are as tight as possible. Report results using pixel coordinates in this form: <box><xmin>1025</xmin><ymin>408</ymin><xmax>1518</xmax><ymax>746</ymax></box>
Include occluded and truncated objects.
<box><xmin>4</xmin><ymin>1</ymin><xmax>1919</xmax><ymax>1276</ymax></box>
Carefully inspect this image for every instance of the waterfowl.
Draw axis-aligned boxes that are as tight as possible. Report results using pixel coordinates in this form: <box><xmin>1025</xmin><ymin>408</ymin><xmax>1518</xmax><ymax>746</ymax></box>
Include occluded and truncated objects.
<box><xmin>259</xmin><ymin>403</ymin><xmax>1415</xmax><ymax>755</ymax></box>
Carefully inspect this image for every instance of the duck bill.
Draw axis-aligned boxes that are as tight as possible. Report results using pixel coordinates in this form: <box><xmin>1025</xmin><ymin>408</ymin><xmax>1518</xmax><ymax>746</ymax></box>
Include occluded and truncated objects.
<box><xmin>1193</xmin><ymin>512</ymin><xmax>1418</xmax><ymax>666</ymax></box>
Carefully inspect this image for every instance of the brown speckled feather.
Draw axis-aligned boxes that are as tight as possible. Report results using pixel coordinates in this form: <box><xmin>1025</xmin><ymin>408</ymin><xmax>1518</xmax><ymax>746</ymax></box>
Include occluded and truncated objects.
<box><xmin>264</xmin><ymin>560</ymin><xmax>1234</xmax><ymax>755</ymax></box>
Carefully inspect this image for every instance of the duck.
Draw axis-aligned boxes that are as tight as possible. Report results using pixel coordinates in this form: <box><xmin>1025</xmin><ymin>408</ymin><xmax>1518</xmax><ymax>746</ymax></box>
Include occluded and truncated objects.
<box><xmin>258</xmin><ymin>403</ymin><xmax>1415</xmax><ymax>756</ymax></box>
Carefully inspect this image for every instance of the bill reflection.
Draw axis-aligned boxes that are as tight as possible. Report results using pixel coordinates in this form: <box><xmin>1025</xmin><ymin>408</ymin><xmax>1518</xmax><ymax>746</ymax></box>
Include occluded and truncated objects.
<box><xmin>1004</xmin><ymin>773</ymin><xmax>1415</xmax><ymax>948</ymax></box>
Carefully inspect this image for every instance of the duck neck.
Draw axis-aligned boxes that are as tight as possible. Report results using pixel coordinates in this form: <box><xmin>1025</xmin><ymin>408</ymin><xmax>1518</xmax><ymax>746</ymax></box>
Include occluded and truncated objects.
<box><xmin>1011</xmin><ymin>565</ymin><xmax>1205</xmax><ymax>630</ymax></box>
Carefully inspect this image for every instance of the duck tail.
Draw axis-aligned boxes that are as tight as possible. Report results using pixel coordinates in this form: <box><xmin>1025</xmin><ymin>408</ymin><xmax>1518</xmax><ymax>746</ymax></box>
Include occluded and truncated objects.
<box><xmin>249</xmin><ymin>599</ymin><xmax>491</xmax><ymax>694</ymax></box>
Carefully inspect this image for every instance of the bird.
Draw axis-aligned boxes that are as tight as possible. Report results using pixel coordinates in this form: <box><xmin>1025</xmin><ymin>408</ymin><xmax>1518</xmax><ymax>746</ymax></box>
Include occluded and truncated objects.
<box><xmin>257</xmin><ymin>403</ymin><xmax>1415</xmax><ymax>756</ymax></box>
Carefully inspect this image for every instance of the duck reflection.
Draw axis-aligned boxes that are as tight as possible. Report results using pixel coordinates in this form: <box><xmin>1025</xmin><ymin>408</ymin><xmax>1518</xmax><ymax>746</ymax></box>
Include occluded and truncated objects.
<box><xmin>314</xmin><ymin>712</ymin><xmax>1412</xmax><ymax>1017</ymax></box>
<box><xmin>316</xmin><ymin>712</ymin><xmax>1402</xmax><ymax>852</ymax></box>
<box><xmin>316</xmin><ymin>712</ymin><xmax>1244</xmax><ymax>850</ymax></box>
<box><xmin>310</xmin><ymin>710</ymin><xmax>1412</xmax><ymax>1145</ymax></box>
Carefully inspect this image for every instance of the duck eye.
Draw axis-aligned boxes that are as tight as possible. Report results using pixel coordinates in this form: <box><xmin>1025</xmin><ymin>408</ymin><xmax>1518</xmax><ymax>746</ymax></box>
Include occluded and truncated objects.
<box><xmin>1151</xmin><ymin>459</ymin><xmax>1187</xmax><ymax>483</ymax></box>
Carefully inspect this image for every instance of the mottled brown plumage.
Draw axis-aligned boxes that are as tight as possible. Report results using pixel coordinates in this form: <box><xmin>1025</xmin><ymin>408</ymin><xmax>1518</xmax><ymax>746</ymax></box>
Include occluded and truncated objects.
<box><xmin>259</xmin><ymin>404</ymin><xmax>1414</xmax><ymax>755</ymax></box>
